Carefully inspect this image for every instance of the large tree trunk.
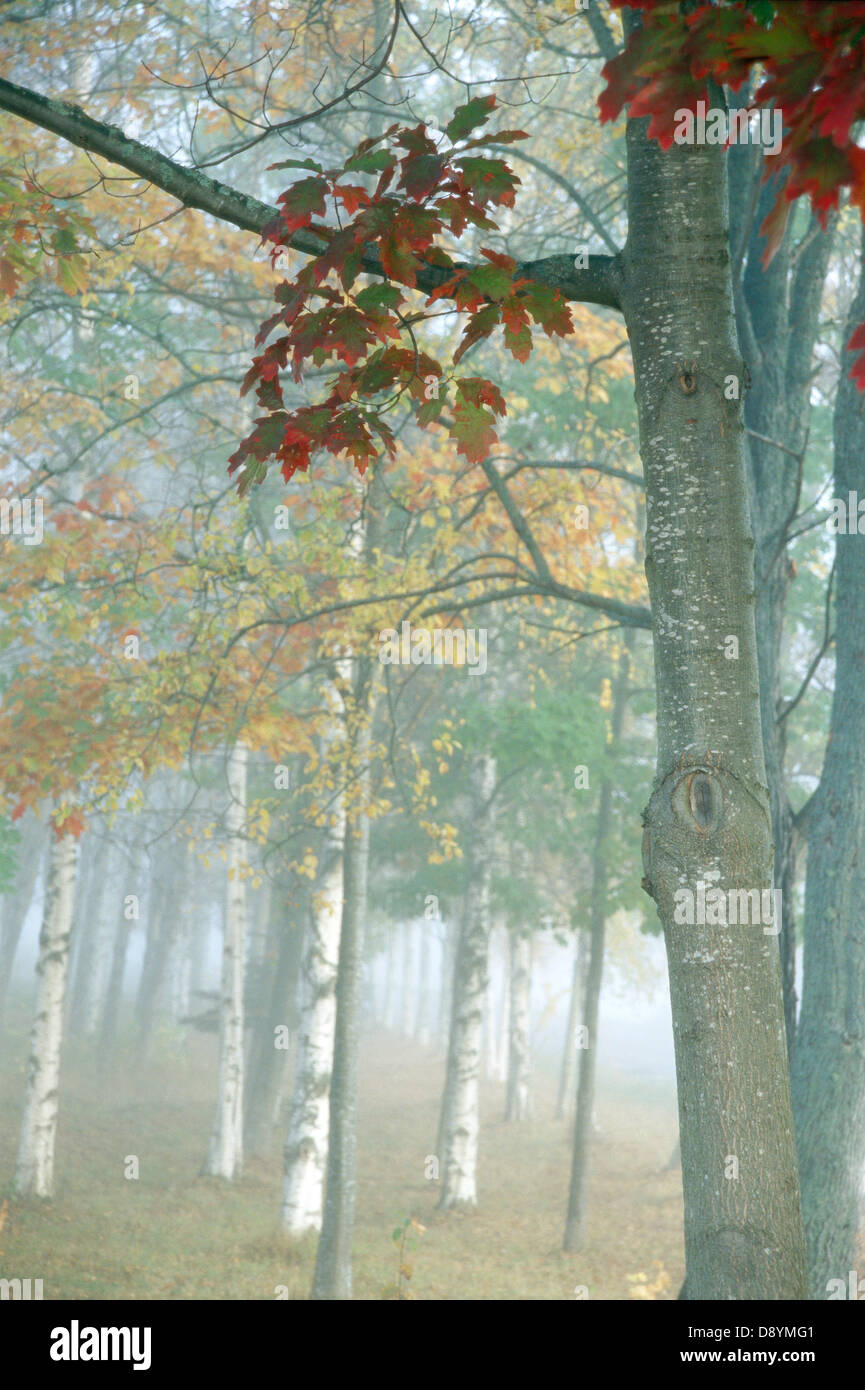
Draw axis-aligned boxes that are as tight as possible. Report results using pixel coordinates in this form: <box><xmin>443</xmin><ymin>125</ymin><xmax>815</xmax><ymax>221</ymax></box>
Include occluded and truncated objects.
<box><xmin>625</xmin><ymin>78</ymin><xmax>807</xmax><ymax>1297</ymax></box>
<box><xmin>563</xmin><ymin>649</ymin><xmax>629</xmax><ymax>1251</ymax></box>
<box><xmin>13</xmin><ymin>829</ymin><xmax>78</xmax><ymax>1198</ymax></box>
<box><xmin>203</xmin><ymin>742</ymin><xmax>248</xmax><ymax>1180</ymax></box>
<box><xmin>504</xmin><ymin>930</ymin><xmax>531</xmax><ymax>1122</ymax></box>
<box><xmin>791</xmin><ymin>229</ymin><xmax>865</xmax><ymax>1298</ymax></box>
<box><xmin>437</xmin><ymin>751</ymin><xmax>496</xmax><ymax>1210</ymax></box>
<box><xmin>281</xmin><ymin>817</ymin><xmax>344</xmax><ymax>1233</ymax></box>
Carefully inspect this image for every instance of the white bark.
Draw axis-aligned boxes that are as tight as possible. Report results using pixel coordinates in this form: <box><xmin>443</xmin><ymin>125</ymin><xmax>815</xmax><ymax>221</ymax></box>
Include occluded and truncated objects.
<box><xmin>439</xmin><ymin>752</ymin><xmax>496</xmax><ymax>1209</ymax></box>
<box><xmin>14</xmin><ymin>830</ymin><xmax>78</xmax><ymax>1198</ymax></box>
<box><xmin>281</xmin><ymin>769</ymin><xmax>345</xmax><ymax>1234</ymax></box>
<box><xmin>505</xmin><ymin>932</ymin><xmax>532</xmax><ymax>1121</ymax></box>
<box><xmin>204</xmin><ymin>743</ymin><xmax>248</xmax><ymax>1180</ymax></box>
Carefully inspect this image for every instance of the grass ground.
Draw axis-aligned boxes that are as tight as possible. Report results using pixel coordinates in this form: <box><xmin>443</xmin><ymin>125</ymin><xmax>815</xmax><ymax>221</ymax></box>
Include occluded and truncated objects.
<box><xmin>0</xmin><ymin>1004</ymin><xmax>685</xmax><ymax>1300</ymax></box>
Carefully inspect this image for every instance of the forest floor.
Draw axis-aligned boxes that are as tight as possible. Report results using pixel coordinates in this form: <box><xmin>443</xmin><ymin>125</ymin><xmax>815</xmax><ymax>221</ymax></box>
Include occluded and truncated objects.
<box><xmin>0</xmin><ymin>1007</ymin><xmax>686</xmax><ymax>1300</ymax></box>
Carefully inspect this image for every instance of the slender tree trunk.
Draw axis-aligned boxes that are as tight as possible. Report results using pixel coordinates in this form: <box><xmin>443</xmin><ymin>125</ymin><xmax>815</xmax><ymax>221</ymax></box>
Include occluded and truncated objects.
<box><xmin>438</xmin><ymin>915</ymin><xmax>457</xmax><ymax>1049</ymax></box>
<box><xmin>563</xmin><ymin>651</ymin><xmax>629</xmax><ymax>1251</ymax></box>
<box><xmin>136</xmin><ymin>860</ymin><xmax>183</xmax><ymax>1064</ymax></box>
<box><xmin>624</xmin><ymin>74</ymin><xmax>807</xmax><ymax>1296</ymax></box>
<box><xmin>204</xmin><ymin>742</ymin><xmax>248</xmax><ymax>1180</ymax></box>
<box><xmin>98</xmin><ymin>853</ymin><xmax>141</xmax><ymax>1061</ymax></box>
<box><xmin>13</xmin><ymin>830</ymin><xmax>78</xmax><ymax>1198</ymax></box>
<box><xmin>246</xmin><ymin>893</ymin><xmax>301</xmax><ymax>1155</ymax></box>
<box><xmin>555</xmin><ymin>931</ymin><xmax>588</xmax><ymax>1121</ymax></box>
<box><xmin>281</xmin><ymin>826</ymin><xmax>344</xmax><ymax>1233</ymax></box>
<box><xmin>791</xmin><ymin>229</ymin><xmax>865</xmax><ymax>1298</ymax></box>
<box><xmin>505</xmin><ymin>931</ymin><xmax>532</xmax><ymax>1122</ymax></box>
<box><xmin>437</xmin><ymin>751</ymin><xmax>496</xmax><ymax>1210</ymax></box>
<box><xmin>81</xmin><ymin>844</ymin><xmax>120</xmax><ymax>1039</ymax></box>
<box><xmin>310</xmin><ymin>715</ymin><xmax>372</xmax><ymax>1299</ymax></box>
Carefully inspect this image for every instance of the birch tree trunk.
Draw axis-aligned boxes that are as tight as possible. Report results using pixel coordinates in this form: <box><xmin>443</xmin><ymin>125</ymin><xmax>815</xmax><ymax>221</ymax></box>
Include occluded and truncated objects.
<box><xmin>505</xmin><ymin>931</ymin><xmax>532</xmax><ymax>1122</ymax></box>
<box><xmin>204</xmin><ymin>742</ymin><xmax>248</xmax><ymax>1180</ymax></box>
<box><xmin>311</xmin><ymin>761</ymin><xmax>371</xmax><ymax>1298</ymax></box>
<box><xmin>14</xmin><ymin>829</ymin><xmax>78</xmax><ymax>1199</ymax></box>
<box><xmin>280</xmin><ymin>839</ymin><xmax>342</xmax><ymax>1233</ymax></box>
<box><xmin>791</xmin><ymin>229</ymin><xmax>865</xmax><ymax>1297</ymax></box>
<box><xmin>438</xmin><ymin>751</ymin><xmax>496</xmax><ymax>1210</ymax></box>
<box><xmin>624</xmin><ymin>74</ymin><xmax>806</xmax><ymax>1296</ymax></box>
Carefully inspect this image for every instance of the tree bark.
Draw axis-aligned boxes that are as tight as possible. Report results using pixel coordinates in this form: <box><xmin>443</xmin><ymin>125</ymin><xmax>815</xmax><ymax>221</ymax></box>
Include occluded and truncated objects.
<box><xmin>563</xmin><ymin>648</ymin><xmax>629</xmax><ymax>1251</ymax></box>
<box><xmin>555</xmin><ymin>930</ymin><xmax>589</xmax><ymax>1121</ymax></box>
<box><xmin>791</xmin><ymin>228</ymin><xmax>865</xmax><ymax>1298</ymax></box>
<box><xmin>98</xmin><ymin>852</ymin><xmax>141</xmax><ymax>1062</ymax></box>
<box><xmin>13</xmin><ymin>829</ymin><xmax>78</xmax><ymax>1199</ymax></box>
<box><xmin>310</xmin><ymin>710</ymin><xmax>372</xmax><ymax>1298</ymax></box>
<box><xmin>246</xmin><ymin>886</ymin><xmax>302</xmax><ymax>1155</ymax></box>
<box><xmin>437</xmin><ymin>751</ymin><xmax>497</xmax><ymax>1210</ymax></box>
<box><xmin>505</xmin><ymin>931</ymin><xmax>531</xmax><ymax>1122</ymax></box>
<box><xmin>281</xmin><ymin>853</ymin><xmax>342</xmax><ymax>1233</ymax></box>
<box><xmin>204</xmin><ymin>742</ymin><xmax>248</xmax><ymax>1180</ymax></box>
<box><xmin>624</xmin><ymin>80</ymin><xmax>807</xmax><ymax>1297</ymax></box>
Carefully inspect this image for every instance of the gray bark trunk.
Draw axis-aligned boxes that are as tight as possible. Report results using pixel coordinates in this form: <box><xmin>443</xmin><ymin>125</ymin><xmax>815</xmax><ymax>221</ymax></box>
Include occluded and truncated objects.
<box><xmin>624</xmin><ymin>78</ymin><xmax>807</xmax><ymax>1297</ymax></box>
<box><xmin>563</xmin><ymin>650</ymin><xmax>629</xmax><ymax>1250</ymax></box>
<box><xmin>555</xmin><ymin>930</ymin><xmax>589</xmax><ymax>1121</ymax></box>
<box><xmin>791</xmin><ymin>228</ymin><xmax>865</xmax><ymax>1298</ymax></box>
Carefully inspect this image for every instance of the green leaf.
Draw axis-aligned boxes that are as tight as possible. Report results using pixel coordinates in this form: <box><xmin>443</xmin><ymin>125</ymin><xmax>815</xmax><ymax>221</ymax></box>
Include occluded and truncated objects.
<box><xmin>445</xmin><ymin>94</ymin><xmax>497</xmax><ymax>143</ymax></box>
<box><xmin>354</xmin><ymin>283</ymin><xmax>404</xmax><ymax>314</ymax></box>
<box><xmin>344</xmin><ymin>150</ymin><xmax>396</xmax><ymax>173</ymax></box>
<box><xmin>466</xmin><ymin>264</ymin><xmax>513</xmax><ymax>301</ymax></box>
<box><xmin>267</xmin><ymin>157</ymin><xmax>324</xmax><ymax>172</ymax></box>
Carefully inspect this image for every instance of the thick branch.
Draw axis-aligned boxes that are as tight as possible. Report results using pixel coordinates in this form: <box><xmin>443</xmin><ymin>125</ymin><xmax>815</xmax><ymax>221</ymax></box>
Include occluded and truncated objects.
<box><xmin>0</xmin><ymin>76</ymin><xmax>622</xmax><ymax>309</ymax></box>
